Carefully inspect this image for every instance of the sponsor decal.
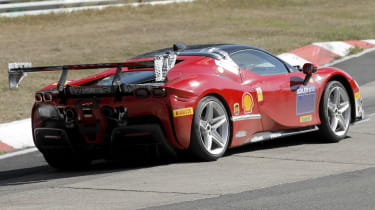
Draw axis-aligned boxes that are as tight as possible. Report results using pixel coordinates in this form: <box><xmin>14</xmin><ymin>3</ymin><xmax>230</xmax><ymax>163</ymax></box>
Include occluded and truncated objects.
<box><xmin>296</xmin><ymin>85</ymin><xmax>316</xmax><ymax>116</ymax></box>
<box><xmin>300</xmin><ymin>114</ymin><xmax>312</xmax><ymax>123</ymax></box>
<box><xmin>355</xmin><ymin>92</ymin><xmax>360</xmax><ymax>100</ymax></box>
<box><xmin>173</xmin><ymin>107</ymin><xmax>194</xmax><ymax>118</ymax></box>
<box><xmin>242</xmin><ymin>92</ymin><xmax>254</xmax><ymax>113</ymax></box>
<box><xmin>235</xmin><ymin>131</ymin><xmax>247</xmax><ymax>138</ymax></box>
<box><xmin>256</xmin><ymin>87</ymin><xmax>263</xmax><ymax>102</ymax></box>
<box><xmin>234</xmin><ymin>103</ymin><xmax>240</xmax><ymax>115</ymax></box>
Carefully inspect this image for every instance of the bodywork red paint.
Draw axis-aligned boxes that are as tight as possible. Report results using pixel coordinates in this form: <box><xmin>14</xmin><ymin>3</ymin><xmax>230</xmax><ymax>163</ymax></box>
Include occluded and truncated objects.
<box><xmin>32</xmin><ymin>54</ymin><xmax>361</xmax><ymax>151</ymax></box>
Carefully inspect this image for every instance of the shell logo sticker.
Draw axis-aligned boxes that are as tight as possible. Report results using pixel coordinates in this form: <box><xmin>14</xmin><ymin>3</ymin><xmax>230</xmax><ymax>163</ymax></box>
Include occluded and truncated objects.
<box><xmin>242</xmin><ymin>92</ymin><xmax>254</xmax><ymax>113</ymax></box>
<box><xmin>300</xmin><ymin>115</ymin><xmax>312</xmax><ymax>123</ymax></box>
<box><xmin>173</xmin><ymin>107</ymin><xmax>194</xmax><ymax>118</ymax></box>
<box><xmin>256</xmin><ymin>87</ymin><xmax>263</xmax><ymax>102</ymax></box>
<box><xmin>355</xmin><ymin>92</ymin><xmax>360</xmax><ymax>100</ymax></box>
<box><xmin>234</xmin><ymin>103</ymin><xmax>240</xmax><ymax>115</ymax></box>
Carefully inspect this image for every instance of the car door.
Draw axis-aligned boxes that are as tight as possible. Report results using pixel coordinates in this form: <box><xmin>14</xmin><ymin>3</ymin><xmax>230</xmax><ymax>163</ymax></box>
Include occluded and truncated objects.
<box><xmin>231</xmin><ymin>49</ymin><xmax>318</xmax><ymax>131</ymax></box>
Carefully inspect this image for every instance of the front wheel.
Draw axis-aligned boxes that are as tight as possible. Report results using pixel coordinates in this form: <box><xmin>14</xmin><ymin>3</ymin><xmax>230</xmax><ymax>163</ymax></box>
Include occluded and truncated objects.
<box><xmin>189</xmin><ymin>96</ymin><xmax>231</xmax><ymax>161</ymax></box>
<box><xmin>318</xmin><ymin>81</ymin><xmax>351</xmax><ymax>142</ymax></box>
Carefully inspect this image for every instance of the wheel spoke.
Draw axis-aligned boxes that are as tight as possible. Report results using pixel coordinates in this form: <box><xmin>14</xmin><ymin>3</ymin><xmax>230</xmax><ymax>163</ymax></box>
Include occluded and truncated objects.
<box><xmin>337</xmin><ymin>115</ymin><xmax>346</xmax><ymax>130</ymax></box>
<box><xmin>328</xmin><ymin>101</ymin><xmax>335</xmax><ymax>114</ymax></box>
<box><xmin>211</xmin><ymin>131</ymin><xmax>224</xmax><ymax>147</ymax></box>
<box><xmin>330</xmin><ymin>116</ymin><xmax>339</xmax><ymax>131</ymax></box>
<box><xmin>333</xmin><ymin>88</ymin><xmax>341</xmax><ymax>105</ymax></box>
<box><xmin>212</xmin><ymin>115</ymin><xmax>226</xmax><ymax>129</ymax></box>
<box><xmin>205</xmin><ymin>102</ymin><xmax>213</xmax><ymax>121</ymax></box>
<box><xmin>339</xmin><ymin>101</ymin><xmax>349</xmax><ymax>113</ymax></box>
<box><xmin>204</xmin><ymin>135</ymin><xmax>212</xmax><ymax>151</ymax></box>
<box><xmin>199</xmin><ymin>120</ymin><xmax>207</xmax><ymax>130</ymax></box>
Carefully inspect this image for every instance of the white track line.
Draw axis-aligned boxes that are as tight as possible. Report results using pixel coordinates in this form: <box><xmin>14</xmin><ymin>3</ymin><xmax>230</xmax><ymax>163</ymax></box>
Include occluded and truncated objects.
<box><xmin>0</xmin><ymin>0</ymin><xmax>195</xmax><ymax>17</ymax></box>
<box><xmin>0</xmin><ymin>147</ymin><xmax>38</xmax><ymax>160</ymax></box>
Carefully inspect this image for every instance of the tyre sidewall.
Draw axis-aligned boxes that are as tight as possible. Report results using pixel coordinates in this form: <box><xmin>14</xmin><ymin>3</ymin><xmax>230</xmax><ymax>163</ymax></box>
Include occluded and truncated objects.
<box><xmin>319</xmin><ymin>81</ymin><xmax>351</xmax><ymax>142</ymax></box>
<box><xmin>190</xmin><ymin>96</ymin><xmax>230</xmax><ymax>161</ymax></box>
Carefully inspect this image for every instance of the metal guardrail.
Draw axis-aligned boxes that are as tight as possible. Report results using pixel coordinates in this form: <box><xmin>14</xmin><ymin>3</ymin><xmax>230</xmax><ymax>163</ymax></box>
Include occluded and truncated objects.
<box><xmin>0</xmin><ymin>0</ymin><xmax>194</xmax><ymax>17</ymax></box>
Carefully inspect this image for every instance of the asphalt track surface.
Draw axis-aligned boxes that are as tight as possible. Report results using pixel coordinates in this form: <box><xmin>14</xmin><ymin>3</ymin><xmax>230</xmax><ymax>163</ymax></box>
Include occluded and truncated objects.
<box><xmin>0</xmin><ymin>51</ymin><xmax>374</xmax><ymax>209</ymax></box>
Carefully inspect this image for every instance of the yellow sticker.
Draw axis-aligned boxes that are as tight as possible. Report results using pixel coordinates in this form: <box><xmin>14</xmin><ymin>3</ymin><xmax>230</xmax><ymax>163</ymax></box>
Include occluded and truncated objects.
<box><xmin>354</xmin><ymin>92</ymin><xmax>360</xmax><ymax>100</ymax></box>
<box><xmin>256</xmin><ymin>87</ymin><xmax>263</xmax><ymax>102</ymax></box>
<box><xmin>234</xmin><ymin>103</ymin><xmax>240</xmax><ymax>115</ymax></box>
<box><xmin>242</xmin><ymin>92</ymin><xmax>254</xmax><ymax>113</ymax></box>
<box><xmin>52</xmin><ymin>81</ymin><xmax>71</xmax><ymax>86</ymax></box>
<box><xmin>300</xmin><ymin>115</ymin><xmax>312</xmax><ymax>123</ymax></box>
<box><xmin>173</xmin><ymin>107</ymin><xmax>194</xmax><ymax>118</ymax></box>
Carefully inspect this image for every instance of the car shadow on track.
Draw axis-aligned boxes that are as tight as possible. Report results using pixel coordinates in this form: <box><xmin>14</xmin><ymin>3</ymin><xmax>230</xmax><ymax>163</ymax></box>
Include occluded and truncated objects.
<box><xmin>226</xmin><ymin>132</ymin><xmax>350</xmax><ymax>156</ymax></box>
<box><xmin>0</xmin><ymin>155</ymin><xmax>176</xmax><ymax>187</ymax></box>
<box><xmin>0</xmin><ymin>133</ymin><xmax>351</xmax><ymax>187</ymax></box>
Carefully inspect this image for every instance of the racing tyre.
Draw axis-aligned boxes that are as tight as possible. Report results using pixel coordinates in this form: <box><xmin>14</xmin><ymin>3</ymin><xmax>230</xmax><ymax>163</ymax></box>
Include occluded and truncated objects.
<box><xmin>42</xmin><ymin>150</ymin><xmax>92</xmax><ymax>170</ymax></box>
<box><xmin>189</xmin><ymin>96</ymin><xmax>231</xmax><ymax>161</ymax></box>
<box><xmin>318</xmin><ymin>81</ymin><xmax>351</xmax><ymax>142</ymax></box>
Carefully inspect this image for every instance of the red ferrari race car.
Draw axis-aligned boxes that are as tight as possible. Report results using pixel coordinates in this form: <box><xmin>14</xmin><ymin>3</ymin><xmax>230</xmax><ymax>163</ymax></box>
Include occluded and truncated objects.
<box><xmin>8</xmin><ymin>43</ymin><xmax>364</xmax><ymax>168</ymax></box>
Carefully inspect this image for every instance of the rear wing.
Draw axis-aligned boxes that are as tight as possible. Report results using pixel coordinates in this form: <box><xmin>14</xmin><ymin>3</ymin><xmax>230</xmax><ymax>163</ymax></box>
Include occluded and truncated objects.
<box><xmin>9</xmin><ymin>62</ymin><xmax>131</xmax><ymax>91</ymax></box>
<box><xmin>8</xmin><ymin>43</ymin><xmax>186</xmax><ymax>91</ymax></box>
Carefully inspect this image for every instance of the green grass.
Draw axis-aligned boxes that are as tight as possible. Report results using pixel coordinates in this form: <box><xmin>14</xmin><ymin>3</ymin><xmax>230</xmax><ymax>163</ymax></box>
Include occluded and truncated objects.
<box><xmin>348</xmin><ymin>46</ymin><xmax>364</xmax><ymax>55</ymax></box>
<box><xmin>0</xmin><ymin>0</ymin><xmax>375</xmax><ymax>123</ymax></box>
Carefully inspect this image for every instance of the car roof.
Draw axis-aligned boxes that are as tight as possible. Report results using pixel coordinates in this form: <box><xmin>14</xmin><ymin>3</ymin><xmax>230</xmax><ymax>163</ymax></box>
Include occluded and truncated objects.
<box><xmin>131</xmin><ymin>44</ymin><xmax>266</xmax><ymax>59</ymax></box>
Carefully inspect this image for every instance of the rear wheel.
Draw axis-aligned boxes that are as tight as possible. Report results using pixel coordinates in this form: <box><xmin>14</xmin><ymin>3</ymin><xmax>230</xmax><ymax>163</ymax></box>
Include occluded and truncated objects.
<box><xmin>189</xmin><ymin>96</ymin><xmax>230</xmax><ymax>161</ymax></box>
<box><xmin>318</xmin><ymin>81</ymin><xmax>351</xmax><ymax>142</ymax></box>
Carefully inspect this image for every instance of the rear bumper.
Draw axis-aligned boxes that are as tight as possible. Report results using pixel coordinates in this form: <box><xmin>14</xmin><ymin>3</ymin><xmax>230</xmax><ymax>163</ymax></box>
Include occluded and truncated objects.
<box><xmin>111</xmin><ymin>123</ymin><xmax>176</xmax><ymax>156</ymax></box>
<box><xmin>34</xmin><ymin>122</ymin><xmax>176</xmax><ymax>157</ymax></box>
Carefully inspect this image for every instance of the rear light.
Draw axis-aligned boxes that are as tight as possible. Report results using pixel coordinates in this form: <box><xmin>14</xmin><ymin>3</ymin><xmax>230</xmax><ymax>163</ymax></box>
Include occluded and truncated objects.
<box><xmin>134</xmin><ymin>88</ymin><xmax>149</xmax><ymax>98</ymax></box>
<box><xmin>43</xmin><ymin>92</ymin><xmax>53</xmax><ymax>102</ymax></box>
<box><xmin>152</xmin><ymin>88</ymin><xmax>166</xmax><ymax>97</ymax></box>
<box><xmin>35</xmin><ymin>93</ymin><xmax>43</xmax><ymax>102</ymax></box>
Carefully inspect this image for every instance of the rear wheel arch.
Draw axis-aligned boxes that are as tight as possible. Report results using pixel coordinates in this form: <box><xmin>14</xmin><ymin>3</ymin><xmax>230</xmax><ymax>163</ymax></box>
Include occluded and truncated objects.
<box><xmin>326</xmin><ymin>75</ymin><xmax>356</xmax><ymax>123</ymax></box>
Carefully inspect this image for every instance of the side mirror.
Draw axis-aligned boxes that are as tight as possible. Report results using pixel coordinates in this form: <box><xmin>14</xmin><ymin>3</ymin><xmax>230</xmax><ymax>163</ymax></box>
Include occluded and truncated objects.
<box><xmin>302</xmin><ymin>63</ymin><xmax>317</xmax><ymax>85</ymax></box>
<box><xmin>173</xmin><ymin>43</ymin><xmax>186</xmax><ymax>53</ymax></box>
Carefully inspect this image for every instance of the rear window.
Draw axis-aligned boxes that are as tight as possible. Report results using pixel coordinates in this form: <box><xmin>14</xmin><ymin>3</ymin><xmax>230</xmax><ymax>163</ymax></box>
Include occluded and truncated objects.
<box><xmin>95</xmin><ymin>71</ymin><xmax>155</xmax><ymax>86</ymax></box>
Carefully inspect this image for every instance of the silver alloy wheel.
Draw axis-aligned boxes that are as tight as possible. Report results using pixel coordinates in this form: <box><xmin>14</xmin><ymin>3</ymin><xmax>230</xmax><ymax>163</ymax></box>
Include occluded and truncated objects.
<box><xmin>198</xmin><ymin>100</ymin><xmax>229</xmax><ymax>155</ymax></box>
<box><xmin>327</xmin><ymin>86</ymin><xmax>351</xmax><ymax>136</ymax></box>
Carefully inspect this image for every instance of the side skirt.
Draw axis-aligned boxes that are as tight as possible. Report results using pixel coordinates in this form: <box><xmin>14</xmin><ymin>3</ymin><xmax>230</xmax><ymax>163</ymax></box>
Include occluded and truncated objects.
<box><xmin>244</xmin><ymin>126</ymin><xmax>319</xmax><ymax>144</ymax></box>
